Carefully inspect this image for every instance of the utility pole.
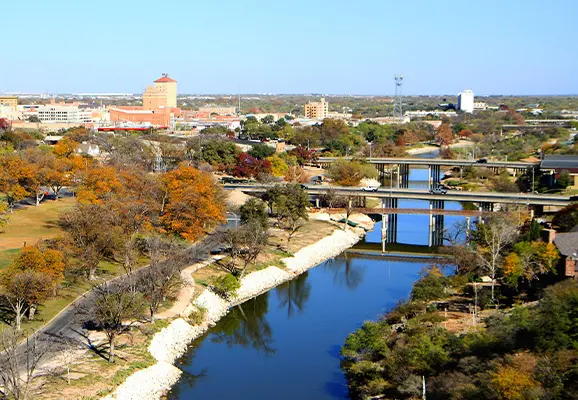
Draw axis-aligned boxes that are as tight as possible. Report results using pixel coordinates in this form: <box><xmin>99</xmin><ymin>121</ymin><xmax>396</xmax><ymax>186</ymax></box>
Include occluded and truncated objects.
<box><xmin>394</xmin><ymin>75</ymin><xmax>404</xmax><ymax>121</ymax></box>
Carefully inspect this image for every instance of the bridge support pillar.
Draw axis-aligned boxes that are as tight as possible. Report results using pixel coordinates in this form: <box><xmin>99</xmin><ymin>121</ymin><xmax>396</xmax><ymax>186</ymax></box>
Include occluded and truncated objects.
<box><xmin>428</xmin><ymin>165</ymin><xmax>441</xmax><ymax>189</ymax></box>
<box><xmin>399</xmin><ymin>164</ymin><xmax>410</xmax><ymax>189</ymax></box>
<box><xmin>381</xmin><ymin>197</ymin><xmax>398</xmax><ymax>251</ymax></box>
<box><xmin>429</xmin><ymin>200</ymin><xmax>445</xmax><ymax>247</ymax></box>
<box><xmin>315</xmin><ymin>198</ymin><xmax>320</xmax><ymax>208</ymax></box>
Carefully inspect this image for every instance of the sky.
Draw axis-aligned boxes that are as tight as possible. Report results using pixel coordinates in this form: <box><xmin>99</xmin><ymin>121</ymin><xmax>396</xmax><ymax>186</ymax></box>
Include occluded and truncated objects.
<box><xmin>2</xmin><ymin>0</ymin><xmax>577</xmax><ymax>95</ymax></box>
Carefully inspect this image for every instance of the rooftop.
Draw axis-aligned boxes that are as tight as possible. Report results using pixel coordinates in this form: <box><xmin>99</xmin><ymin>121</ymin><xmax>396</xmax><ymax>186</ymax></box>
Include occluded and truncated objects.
<box><xmin>554</xmin><ymin>230</ymin><xmax>578</xmax><ymax>257</ymax></box>
<box><xmin>540</xmin><ymin>155</ymin><xmax>578</xmax><ymax>170</ymax></box>
<box><xmin>154</xmin><ymin>74</ymin><xmax>177</xmax><ymax>83</ymax></box>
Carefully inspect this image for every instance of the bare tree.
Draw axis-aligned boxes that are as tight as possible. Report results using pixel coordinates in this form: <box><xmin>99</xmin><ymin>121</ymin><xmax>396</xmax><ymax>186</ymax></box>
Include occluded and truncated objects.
<box><xmin>473</xmin><ymin>215</ymin><xmax>518</xmax><ymax>304</ymax></box>
<box><xmin>78</xmin><ymin>282</ymin><xmax>145</xmax><ymax>363</ymax></box>
<box><xmin>221</xmin><ymin>223</ymin><xmax>269</xmax><ymax>278</ymax></box>
<box><xmin>137</xmin><ymin>236</ymin><xmax>183</xmax><ymax>322</ymax></box>
<box><xmin>0</xmin><ymin>328</ymin><xmax>51</xmax><ymax>400</ymax></box>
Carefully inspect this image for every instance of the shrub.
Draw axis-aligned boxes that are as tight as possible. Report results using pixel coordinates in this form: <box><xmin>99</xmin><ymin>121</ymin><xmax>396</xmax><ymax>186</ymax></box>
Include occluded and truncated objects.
<box><xmin>211</xmin><ymin>274</ymin><xmax>241</xmax><ymax>300</ymax></box>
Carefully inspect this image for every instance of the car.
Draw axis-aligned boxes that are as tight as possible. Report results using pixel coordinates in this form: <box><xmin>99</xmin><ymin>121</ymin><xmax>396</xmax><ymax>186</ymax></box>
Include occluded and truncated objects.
<box><xmin>476</xmin><ymin>158</ymin><xmax>488</xmax><ymax>164</ymax></box>
<box><xmin>430</xmin><ymin>185</ymin><xmax>447</xmax><ymax>194</ymax></box>
<box><xmin>361</xmin><ymin>185</ymin><xmax>379</xmax><ymax>192</ymax></box>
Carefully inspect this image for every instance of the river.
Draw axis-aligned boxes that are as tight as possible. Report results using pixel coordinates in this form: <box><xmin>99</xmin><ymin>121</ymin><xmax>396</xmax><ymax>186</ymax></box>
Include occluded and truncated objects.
<box><xmin>169</xmin><ymin>152</ymin><xmax>466</xmax><ymax>399</ymax></box>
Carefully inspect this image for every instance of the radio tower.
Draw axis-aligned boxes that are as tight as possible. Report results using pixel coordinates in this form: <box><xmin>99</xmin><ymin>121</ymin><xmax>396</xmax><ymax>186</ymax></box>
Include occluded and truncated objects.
<box><xmin>393</xmin><ymin>75</ymin><xmax>404</xmax><ymax>121</ymax></box>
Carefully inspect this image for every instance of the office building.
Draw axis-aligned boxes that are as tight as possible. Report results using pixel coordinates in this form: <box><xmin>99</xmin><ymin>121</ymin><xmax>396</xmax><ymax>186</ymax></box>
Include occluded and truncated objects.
<box><xmin>304</xmin><ymin>98</ymin><xmax>329</xmax><ymax>119</ymax></box>
<box><xmin>37</xmin><ymin>105</ymin><xmax>92</xmax><ymax>123</ymax></box>
<box><xmin>457</xmin><ymin>90</ymin><xmax>474</xmax><ymax>113</ymax></box>
<box><xmin>142</xmin><ymin>74</ymin><xmax>177</xmax><ymax>109</ymax></box>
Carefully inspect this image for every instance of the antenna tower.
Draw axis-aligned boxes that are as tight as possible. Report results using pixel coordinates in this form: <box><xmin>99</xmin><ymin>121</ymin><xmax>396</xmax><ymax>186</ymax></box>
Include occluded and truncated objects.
<box><xmin>393</xmin><ymin>75</ymin><xmax>404</xmax><ymax>121</ymax></box>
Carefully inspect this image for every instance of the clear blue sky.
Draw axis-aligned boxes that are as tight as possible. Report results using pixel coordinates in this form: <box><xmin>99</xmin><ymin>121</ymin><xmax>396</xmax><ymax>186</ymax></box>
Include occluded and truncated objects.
<box><xmin>3</xmin><ymin>0</ymin><xmax>577</xmax><ymax>95</ymax></box>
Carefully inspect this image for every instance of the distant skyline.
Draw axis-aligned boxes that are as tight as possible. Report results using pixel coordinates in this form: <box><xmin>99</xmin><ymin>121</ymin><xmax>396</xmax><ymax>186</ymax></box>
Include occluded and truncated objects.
<box><xmin>2</xmin><ymin>0</ymin><xmax>577</xmax><ymax>95</ymax></box>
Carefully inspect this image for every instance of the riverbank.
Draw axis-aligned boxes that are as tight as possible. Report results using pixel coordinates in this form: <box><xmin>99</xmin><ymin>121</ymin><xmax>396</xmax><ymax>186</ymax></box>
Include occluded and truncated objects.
<box><xmin>407</xmin><ymin>140</ymin><xmax>474</xmax><ymax>155</ymax></box>
<box><xmin>102</xmin><ymin>224</ymin><xmax>368</xmax><ymax>400</ymax></box>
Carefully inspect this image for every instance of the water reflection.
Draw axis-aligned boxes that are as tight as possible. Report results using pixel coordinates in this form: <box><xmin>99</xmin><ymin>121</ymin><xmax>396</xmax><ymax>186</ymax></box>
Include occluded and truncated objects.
<box><xmin>276</xmin><ymin>272</ymin><xmax>312</xmax><ymax>318</ymax></box>
<box><xmin>210</xmin><ymin>294</ymin><xmax>275</xmax><ymax>354</ymax></box>
<box><xmin>323</xmin><ymin>254</ymin><xmax>365</xmax><ymax>290</ymax></box>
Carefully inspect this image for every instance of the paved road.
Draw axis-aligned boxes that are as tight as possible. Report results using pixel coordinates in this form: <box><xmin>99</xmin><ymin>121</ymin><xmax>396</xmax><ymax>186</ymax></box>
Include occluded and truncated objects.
<box><xmin>12</xmin><ymin>228</ymin><xmax>226</xmax><ymax>368</ymax></box>
<box><xmin>315</xmin><ymin>156</ymin><xmax>539</xmax><ymax>169</ymax></box>
<box><xmin>224</xmin><ymin>184</ymin><xmax>573</xmax><ymax>207</ymax></box>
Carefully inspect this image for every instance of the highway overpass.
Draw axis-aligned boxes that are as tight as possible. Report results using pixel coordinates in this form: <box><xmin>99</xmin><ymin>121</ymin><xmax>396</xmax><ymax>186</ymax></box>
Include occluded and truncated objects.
<box><xmin>224</xmin><ymin>184</ymin><xmax>572</xmax><ymax>207</ymax></box>
<box><xmin>314</xmin><ymin>157</ymin><xmax>539</xmax><ymax>169</ymax></box>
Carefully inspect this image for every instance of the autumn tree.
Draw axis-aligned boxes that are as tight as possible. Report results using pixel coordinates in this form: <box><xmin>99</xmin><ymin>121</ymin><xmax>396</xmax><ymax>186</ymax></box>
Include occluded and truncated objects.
<box><xmin>458</xmin><ymin>129</ymin><xmax>473</xmax><ymax>139</ymax></box>
<box><xmin>552</xmin><ymin>203</ymin><xmax>578</xmax><ymax>232</ymax></box>
<box><xmin>52</xmin><ymin>137</ymin><xmax>79</xmax><ymax>158</ymax></box>
<box><xmin>267</xmin><ymin>154</ymin><xmax>289</xmax><ymax>177</ymax></box>
<box><xmin>0</xmin><ymin>154</ymin><xmax>35</xmax><ymax>211</ymax></box>
<box><xmin>436</xmin><ymin>122</ymin><xmax>454</xmax><ymax>146</ymax></box>
<box><xmin>76</xmin><ymin>165</ymin><xmax>122</xmax><ymax>204</ymax></box>
<box><xmin>161</xmin><ymin>165</ymin><xmax>226</xmax><ymax>241</ymax></box>
<box><xmin>284</xmin><ymin>165</ymin><xmax>309</xmax><ymax>183</ymax></box>
<box><xmin>503</xmin><ymin>241</ymin><xmax>559</xmax><ymax>287</ymax></box>
<box><xmin>233</xmin><ymin>153</ymin><xmax>271</xmax><ymax>178</ymax></box>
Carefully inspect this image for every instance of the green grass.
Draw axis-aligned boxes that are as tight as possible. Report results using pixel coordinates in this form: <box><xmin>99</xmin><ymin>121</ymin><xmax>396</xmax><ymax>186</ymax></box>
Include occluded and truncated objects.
<box><xmin>0</xmin><ymin>198</ymin><xmax>75</xmax><ymax>252</ymax></box>
<box><xmin>0</xmin><ymin>248</ymin><xmax>19</xmax><ymax>269</ymax></box>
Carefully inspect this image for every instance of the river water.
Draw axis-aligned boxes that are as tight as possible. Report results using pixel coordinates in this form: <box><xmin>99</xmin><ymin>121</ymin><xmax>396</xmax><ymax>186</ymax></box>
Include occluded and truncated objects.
<box><xmin>169</xmin><ymin>155</ymin><xmax>465</xmax><ymax>399</ymax></box>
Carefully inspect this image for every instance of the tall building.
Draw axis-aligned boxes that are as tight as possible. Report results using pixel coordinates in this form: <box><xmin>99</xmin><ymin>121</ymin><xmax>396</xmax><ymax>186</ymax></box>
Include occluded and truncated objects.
<box><xmin>37</xmin><ymin>105</ymin><xmax>92</xmax><ymax>123</ymax></box>
<box><xmin>142</xmin><ymin>74</ymin><xmax>177</xmax><ymax>109</ymax></box>
<box><xmin>304</xmin><ymin>98</ymin><xmax>329</xmax><ymax>119</ymax></box>
<box><xmin>0</xmin><ymin>96</ymin><xmax>18</xmax><ymax>111</ymax></box>
<box><xmin>457</xmin><ymin>90</ymin><xmax>474</xmax><ymax>113</ymax></box>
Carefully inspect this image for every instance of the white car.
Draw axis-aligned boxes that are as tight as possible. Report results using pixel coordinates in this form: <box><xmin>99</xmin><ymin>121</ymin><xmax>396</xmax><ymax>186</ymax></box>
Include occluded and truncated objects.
<box><xmin>361</xmin><ymin>185</ymin><xmax>379</xmax><ymax>192</ymax></box>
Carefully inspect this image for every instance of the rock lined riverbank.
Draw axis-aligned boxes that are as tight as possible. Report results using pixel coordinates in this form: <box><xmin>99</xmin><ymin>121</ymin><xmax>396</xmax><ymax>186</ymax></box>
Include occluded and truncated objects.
<box><xmin>101</xmin><ymin>226</ymin><xmax>367</xmax><ymax>400</ymax></box>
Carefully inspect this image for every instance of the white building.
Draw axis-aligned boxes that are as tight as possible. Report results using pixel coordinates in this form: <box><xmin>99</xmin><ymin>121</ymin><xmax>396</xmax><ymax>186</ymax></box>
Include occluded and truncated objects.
<box><xmin>37</xmin><ymin>105</ymin><xmax>92</xmax><ymax>123</ymax></box>
<box><xmin>473</xmin><ymin>102</ymin><xmax>487</xmax><ymax>111</ymax></box>
<box><xmin>458</xmin><ymin>90</ymin><xmax>474</xmax><ymax>113</ymax></box>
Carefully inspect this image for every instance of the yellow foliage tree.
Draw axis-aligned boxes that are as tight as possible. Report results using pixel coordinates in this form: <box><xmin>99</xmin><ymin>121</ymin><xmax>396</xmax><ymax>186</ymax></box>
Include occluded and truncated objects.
<box><xmin>267</xmin><ymin>155</ymin><xmax>289</xmax><ymax>177</ymax></box>
<box><xmin>491</xmin><ymin>365</ymin><xmax>540</xmax><ymax>400</ymax></box>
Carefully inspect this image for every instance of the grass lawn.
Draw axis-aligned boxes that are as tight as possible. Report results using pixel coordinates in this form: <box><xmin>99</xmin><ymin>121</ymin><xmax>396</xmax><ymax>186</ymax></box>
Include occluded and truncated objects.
<box><xmin>0</xmin><ymin>197</ymin><xmax>75</xmax><ymax>253</ymax></box>
<box><xmin>0</xmin><ymin>258</ymin><xmax>149</xmax><ymax>333</ymax></box>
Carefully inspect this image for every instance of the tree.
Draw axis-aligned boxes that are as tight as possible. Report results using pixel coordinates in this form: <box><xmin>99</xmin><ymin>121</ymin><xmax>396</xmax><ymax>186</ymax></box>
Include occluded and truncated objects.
<box><xmin>472</xmin><ymin>215</ymin><xmax>518</xmax><ymax>303</ymax></box>
<box><xmin>0</xmin><ymin>328</ymin><xmax>51</xmax><ymax>400</ymax></box>
<box><xmin>284</xmin><ymin>165</ymin><xmax>309</xmax><ymax>183</ymax></box>
<box><xmin>268</xmin><ymin>184</ymin><xmax>309</xmax><ymax>247</ymax></box>
<box><xmin>233</xmin><ymin>153</ymin><xmax>271</xmax><ymax>178</ymax></box>
<box><xmin>248</xmin><ymin>144</ymin><xmax>276</xmax><ymax>160</ymax></box>
<box><xmin>491</xmin><ymin>365</ymin><xmax>541</xmax><ymax>400</ymax></box>
<box><xmin>288</xmin><ymin>146</ymin><xmax>317</xmax><ymax>166</ymax></box>
<box><xmin>137</xmin><ymin>236</ymin><xmax>183</xmax><ymax>322</ymax></box>
<box><xmin>552</xmin><ymin>203</ymin><xmax>578</xmax><ymax>232</ymax></box>
<box><xmin>458</xmin><ymin>129</ymin><xmax>473</xmax><ymax>139</ymax></box>
<box><xmin>557</xmin><ymin>170</ymin><xmax>572</xmax><ymax>189</ymax></box>
<box><xmin>77</xmin><ymin>166</ymin><xmax>122</xmax><ymax>204</ymax></box>
<box><xmin>222</xmin><ymin>222</ymin><xmax>268</xmax><ymax>278</ymax></box>
<box><xmin>327</xmin><ymin>159</ymin><xmax>378</xmax><ymax>186</ymax></box>
<box><xmin>0</xmin><ymin>154</ymin><xmax>35</xmax><ymax>211</ymax></box>
<box><xmin>60</xmin><ymin>203</ymin><xmax>123</xmax><ymax>280</ymax></box>
<box><xmin>84</xmin><ymin>282</ymin><xmax>145</xmax><ymax>363</ymax></box>
<box><xmin>52</xmin><ymin>137</ymin><xmax>78</xmax><ymax>158</ymax></box>
<box><xmin>186</xmin><ymin>138</ymin><xmax>240</xmax><ymax>168</ymax></box>
<box><xmin>10</xmin><ymin>244</ymin><xmax>65</xmax><ymax>297</ymax></box>
<box><xmin>436</xmin><ymin>122</ymin><xmax>454</xmax><ymax>146</ymax></box>
<box><xmin>504</xmin><ymin>241</ymin><xmax>560</xmax><ymax>286</ymax></box>
<box><xmin>161</xmin><ymin>165</ymin><xmax>226</xmax><ymax>241</ymax></box>
<box><xmin>1</xmin><ymin>271</ymin><xmax>51</xmax><ymax>331</ymax></box>
<box><xmin>267</xmin><ymin>154</ymin><xmax>289</xmax><ymax>177</ymax></box>
<box><xmin>239</xmin><ymin>198</ymin><xmax>268</xmax><ymax>229</ymax></box>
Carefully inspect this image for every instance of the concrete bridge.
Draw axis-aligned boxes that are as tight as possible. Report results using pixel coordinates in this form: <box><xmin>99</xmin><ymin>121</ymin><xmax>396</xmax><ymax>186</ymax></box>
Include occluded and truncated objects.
<box><xmin>225</xmin><ymin>184</ymin><xmax>573</xmax><ymax>247</ymax></box>
<box><xmin>313</xmin><ymin>157</ymin><xmax>539</xmax><ymax>188</ymax></box>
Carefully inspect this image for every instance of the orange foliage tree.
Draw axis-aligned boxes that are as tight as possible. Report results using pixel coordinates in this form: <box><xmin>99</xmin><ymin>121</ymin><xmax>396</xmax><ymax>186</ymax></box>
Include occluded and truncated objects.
<box><xmin>0</xmin><ymin>154</ymin><xmax>35</xmax><ymax>210</ymax></box>
<box><xmin>160</xmin><ymin>165</ymin><xmax>225</xmax><ymax>241</ymax></box>
<box><xmin>436</xmin><ymin>122</ymin><xmax>454</xmax><ymax>146</ymax></box>
<box><xmin>77</xmin><ymin>166</ymin><xmax>122</xmax><ymax>204</ymax></box>
<box><xmin>52</xmin><ymin>137</ymin><xmax>79</xmax><ymax>158</ymax></box>
<box><xmin>491</xmin><ymin>363</ymin><xmax>540</xmax><ymax>400</ymax></box>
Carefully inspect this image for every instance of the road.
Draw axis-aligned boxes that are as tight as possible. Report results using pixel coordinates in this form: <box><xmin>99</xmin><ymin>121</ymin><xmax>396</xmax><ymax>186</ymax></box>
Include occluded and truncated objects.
<box><xmin>315</xmin><ymin>156</ymin><xmax>539</xmax><ymax>169</ymax></box>
<box><xmin>12</xmin><ymin>228</ymin><xmax>226</xmax><ymax>370</ymax></box>
<box><xmin>224</xmin><ymin>184</ymin><xmax>573</xmax><ymax>207</ymax></box>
